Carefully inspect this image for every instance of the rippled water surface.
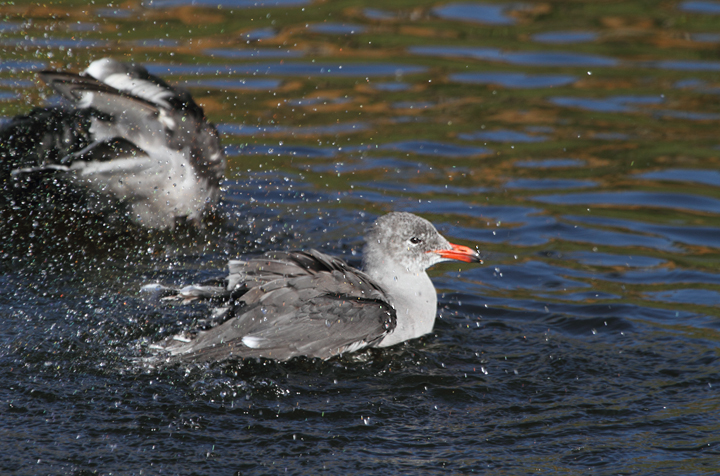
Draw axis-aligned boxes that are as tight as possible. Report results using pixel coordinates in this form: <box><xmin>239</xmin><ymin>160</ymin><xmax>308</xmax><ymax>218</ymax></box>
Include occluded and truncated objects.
<box><xmin>1</xmin><ymin>0</ymin><xmax>720</xmax><ymax>473</ymax></box>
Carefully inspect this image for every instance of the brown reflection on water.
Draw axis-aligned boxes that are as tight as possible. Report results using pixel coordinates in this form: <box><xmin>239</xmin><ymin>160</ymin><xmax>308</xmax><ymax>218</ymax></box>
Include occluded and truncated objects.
<box><xmin>0</xmin><ymin>0</ymin><xmax>719</xmax><ymax>317</ymax></box>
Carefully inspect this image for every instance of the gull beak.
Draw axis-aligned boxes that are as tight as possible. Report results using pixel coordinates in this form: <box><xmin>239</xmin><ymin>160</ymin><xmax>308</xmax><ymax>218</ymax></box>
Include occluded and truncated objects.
<box><xmin>432</xmin><ymin>243</ymin><xmax>483</xmax><ymax>263</ymax></box>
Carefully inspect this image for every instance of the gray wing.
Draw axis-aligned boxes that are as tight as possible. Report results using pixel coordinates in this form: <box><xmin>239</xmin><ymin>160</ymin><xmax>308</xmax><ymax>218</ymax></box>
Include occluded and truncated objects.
<box><xmin>161</xmin><ymin>250</ymin><xmax>378</xmax><ymax>302</ymax></box>
<box><xmin>154</xmin><ymin>250</ymin><xmax>397</xmax><ymax>362</ymax></box>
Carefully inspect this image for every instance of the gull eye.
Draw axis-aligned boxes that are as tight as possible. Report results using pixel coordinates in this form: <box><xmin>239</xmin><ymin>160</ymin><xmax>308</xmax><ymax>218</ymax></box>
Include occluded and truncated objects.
<box><xmin>409</xmin><ymin>236</ymin><xmax>422</xmax><ymax>245</ymax></box>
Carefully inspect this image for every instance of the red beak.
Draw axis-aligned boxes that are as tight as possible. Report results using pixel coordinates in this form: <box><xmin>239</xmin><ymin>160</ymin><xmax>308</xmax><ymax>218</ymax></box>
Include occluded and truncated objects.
<box><xmin>432</xmin><ymin>243</ymin><xmax>483</xmax><ymax>263</ymax></box>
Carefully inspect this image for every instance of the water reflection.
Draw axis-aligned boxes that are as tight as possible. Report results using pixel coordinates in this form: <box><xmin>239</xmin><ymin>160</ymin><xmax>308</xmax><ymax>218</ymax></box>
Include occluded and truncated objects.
<box><xmin>131</xmin><ymin>38</ymin><xmax>180</xmax><ymax>48</ymax></box>
<box><xmin>466</xmin><ymin>261</ymin><xmax>592</xmax><ymax>291</ymax></box>
<box><xmin>678</xmin><ymin>1</ymin><xmax>720</xmax><ymax>14</ymax></box>
<box><xmin>363</xmin><ymin>8</ymin><xmax>396</xmax><ymax>20</ymax></box>
<box><xmin>66</xmin><ymin>23</ymin><xmax>102</xmax><ymax>32</ymax></box>
<box><xmin>0</xmin><ymin>23</ymin><xmax>23</xmax><ymax>32</ymax></box>
<box><xmin>591</xmin><ymin>132</ymin><xmax>630</xmax><ymax>140</ymax></box>
<box><xmin>218</xmin><ymin>122</ymin><xmax>367</xmax><ymax>136</ymax></box>
<box><xmin>239</xmin><ymin>28</ymin><xmax>278</xmax><ymax>41</ymax></box>
<box><xmin>549</xmin><ymin>95</ymin><xmax>663</xmax><ymax>113</ymax></box>
<box><xmin>142</xmin><ymin>0</ymin><xmax>309</xmax><ymax>7</ymax></box>
<box><xmin>515</xmin><ymin>159</ymin><xmax>585</xmax><ymax>168</ymax></box>
<box><xmin>179</xmin><ymin>78</ymin><xmax>283</xmax><ymax>90</ymax></box>
<box><xmin>0</xmin><ymin>92</ymin><xmax>19</xmax><ymax>101</ymax></box>
<box><xmin>370</xmin><ymin>82</ymin><xmax>410</xmax><ymax>91</ymax></box>
<box><xmin>307</xmin><ymin>23</ymin><xmax>366</xmax><ymax>35</ymax></box>
<box><xmin>690</xmin><ymin>33</ymin><xmax>720</xmax><ymax>42</ymax></box>
<box><xmin>534</xmin><ymin>191</ymin><xmax>720</xmax><ymax>215</ymax></box>
<box><xmin>380</xmin><ymin>140</ymin><xmax>491</xmax><ymax>157</ymax></box>
<box><xmin>0</xmin><ymin>38</ymin><xmax>109</xmax><ymax>48</ymax></box>
<box><xmin>95</xmin><ymin>7</ymin><xmax>134</xmax><ymax>17</ymax></box>
<box><xmin>146</xmin><ymin>62</ymin><xmax>427</xmax><ymax>77</ymax></box>
<box><xmin>637</xmin><ymin>169</ymin><xmax>720</xmax><ymax>187</ymax></box>
<box><xmin>531</xmin><ymin>31</ymin><xmax>598</xmax><ymax>44</ymax></box>
<box><xmin>651</xmin><ymin>59</ymin><xmax>720</xmax><ymax>71</ymax></box>
<box><xmin>433</xmin><ymin>2</ymin><xmax>526</xmax><ymax>25</ymax></box>
<box><xmin>287</xmin><ymin>96</ymin><xmax>350</xmax><ymax>106</ymax></box>
<box><xmin>0</xmin><ymin>79</ymin><xmax>34</xmax><ymax>88</ymax></box>
<box><xmin>0</xmin><ymin>60</ymin><xmax>46</xmax><ymax>72</ymax></box>
<box><xmin>503</xmin><ymin>178</ymin><xmax>596</xmax><ymax>190</ymax></box>
<box><xmin>410</xmin><ymin>46</ymin><xmax>619</xmax><ymax>67</ymax></box>
<box><xmin>546</xmin><ymin>221</ymin><xmax>679</xmax><ymax>251</ymax></box>
<box><xmin>392</xmin><ymin>101</ymin><xmax>433</xmax><ymax>110</ymax></box>
<box><xmin>204</xmin><ymin>48</ymin><xmax>303</xmax><ymax>59</ymax></box>
<box><xmin>653</xmin><ymin>110</ymin><xmax>720</xmax><ymax>121</ymax></box>
<box><xmin>449</xmin><ymin>72</ymin><xmax>577</xmax><ymax>88</ymax></box>
<box><xmin>225</xmin><ymin>143</ymin><xmax>335</xmax><ymax>158</ymax></box>
<box><xmin>568</xmin><ymin>215</ymin><xmax>720</xmax><ymax>249</ymax></box>
<box><xmin>647</xmin><ymin>289</ymin><xmax>720</xmax><ymax>306</ymax></box>
<box><xmin>309</xmin><ymin>157</ymin><xmax>434</xmax><ymax>174</ymax></box>
<box><xmin>460</xmin><ymin>129</ymin><xmax>547</xmax><ymax>143</ymax></box>
<box><xmin>567</xmin><ymin>251</ymin><xmax>666</xmax><ymax>268</ymax></box>
<box><xmin>2</xmin><ymin>0</ymin><xmax>720</xmax><ymax>472</ymax></box>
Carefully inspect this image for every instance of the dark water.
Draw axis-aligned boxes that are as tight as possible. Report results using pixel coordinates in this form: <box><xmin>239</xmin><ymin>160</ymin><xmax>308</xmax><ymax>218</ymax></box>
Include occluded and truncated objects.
<box><xmin>1</xmin><ymin>0</ymin><xmax>720</xmax><ymax>473</ymax></box>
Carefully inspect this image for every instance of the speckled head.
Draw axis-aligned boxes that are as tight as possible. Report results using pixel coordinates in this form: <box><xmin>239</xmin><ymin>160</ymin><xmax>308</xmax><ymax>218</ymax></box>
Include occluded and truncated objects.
<box><xmin>362</xmin><ymin>212</ymin><xmax>481</xmax><ymax>275</ymax></box>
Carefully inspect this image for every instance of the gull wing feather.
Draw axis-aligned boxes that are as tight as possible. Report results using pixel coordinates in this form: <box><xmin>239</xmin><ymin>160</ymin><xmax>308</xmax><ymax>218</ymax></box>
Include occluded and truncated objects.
<box><xmin>154</xmin><ymin>250</ymin><xmax>397</xmax><ymax>362</ymax></box>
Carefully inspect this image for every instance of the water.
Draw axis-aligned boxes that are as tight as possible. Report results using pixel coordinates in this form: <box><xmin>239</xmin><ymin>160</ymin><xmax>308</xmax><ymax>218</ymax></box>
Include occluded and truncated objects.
<box><xmin>1</xmin><ymin>0</ymin><xmax>719</xmax><ymax>474</ymax></box>
<box><xmin>449</xmin><ymin>71</ymin><xmax>578</xmax><ymax>88</ymax></box>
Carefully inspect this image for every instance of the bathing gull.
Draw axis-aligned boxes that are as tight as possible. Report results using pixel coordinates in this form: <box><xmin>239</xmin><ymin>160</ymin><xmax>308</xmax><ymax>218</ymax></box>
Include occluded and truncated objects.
<box><xmin>148</xmin><ymin>212</ymin><xmax>482</xmax><ymax>362</ymax></box>
<box><xmin>0</xmin><ymin>58</ymin><xmax>225</xmax><ymax>229</ymax></box>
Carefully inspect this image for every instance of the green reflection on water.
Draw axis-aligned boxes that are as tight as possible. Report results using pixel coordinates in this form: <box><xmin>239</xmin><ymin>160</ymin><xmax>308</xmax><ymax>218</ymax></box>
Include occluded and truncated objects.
<box><xmin>1</xmin><ymin>0</ymin><xmax>720</xmax><ymax>320</ymax></box>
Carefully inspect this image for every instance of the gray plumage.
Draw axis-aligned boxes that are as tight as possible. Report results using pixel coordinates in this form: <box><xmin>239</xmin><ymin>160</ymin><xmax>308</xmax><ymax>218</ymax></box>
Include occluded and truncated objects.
<box><xmin>1</xmin><ymin>58</ymin><xmax>225</xmax><ymax>229</ymax></box>
<box><xmin>148</xmin><ymin>212</ymin><xmax>482</xmax><ymax>362</ymax></box>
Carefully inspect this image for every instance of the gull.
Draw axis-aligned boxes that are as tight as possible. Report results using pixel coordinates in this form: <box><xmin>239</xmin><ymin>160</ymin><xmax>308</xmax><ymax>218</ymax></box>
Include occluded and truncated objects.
<box><xmin>148</xmin><ymin>212</ymin><xmax>482</xmax><ymax>361</ymax></box>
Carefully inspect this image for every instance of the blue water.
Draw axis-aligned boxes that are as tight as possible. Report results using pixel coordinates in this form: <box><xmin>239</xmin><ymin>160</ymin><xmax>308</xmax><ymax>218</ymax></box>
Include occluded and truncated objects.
<box><xmin>142</xmin><ymin>0</ymin><xmax>310</xmax><ymax>7</ymax></box>
<box><xmin>433</xmin><ymin>2</ymin><xmax>524</xmax><ymax>25</ymax></box>
<box><xmin>531</xmin><ymin>31</ymin><xmax>599</xmax><ymax>44</ymax></box>
<box><xmin>690</xmin><ymin>32</ymin><xmax>720</xmax><ymax>42</ymax></box>
<box><xmin>370</xmin><ymin>82</ymin><xmax>410</xmax><ymax>91</ymax></box>
<box><xmin>503</xmin><ymin>178</ymin><xmax>596</xmax><ymax>190</ymax></box>
<box><xmin>1</xmin><ymin>0</ymin><xmax>719</xmax><ymax>474</ymax></box>
<box><xmin>549</xmin><ymin>95</ymin><xmax>664</xmax><ymax>113</ymax></box>
<box><xmin>515</xmin><ymin>158</ymin><xmax>585</xmax><ymax>168</ymax></box>
<box><xmin>0</xmin><ymin>92</ymin><xmax>19</xmax><ymax>101</ymax></box>
<box><xmin>239</xmin><ymin>27</ymin><xmax>279</xmax><ymax>41</ymax></box>
<box><xmin>204</xmin><ymin>48</ymin><xmax>304</xmax><ymax>59</ymax></box>
<box><xmin>459</xmin><ymin>129</ymin><xmax>548</xmax><ymax>143</ymax></box>
<box><xmin>409</xmin><ymin>46</ymin><xmax>619</xmax><ymax>67</ymax></box>
<box><xmin>638</xmin><ymin>169</ymin><xmax>720</xmax><ymax>187</ymax></box>
<box><xmin>679</xmin><ymin>0</ymin><xmax>720</xmax><ymax>14</ymax></box>
<box><xmin>0</xmin><ymin>37</ymin><xmax>110</xmax><ymax>48</ymax></box>
<box><xmin>380</xmin><ymin>140</ymin><xmax>492</xmax><ymax>157</ymax></box>
<box><xmin>131</xmin><ymin>38</ymin><xmax>180</xmax><ymax>48</ymax></box>
<box><xmin>146</xmin><ymin>62</ymin><xmax>428</xmax><ymax>77</ymax></box>
<box><xmin>218</xmin><ymin>121</ymin><xmax>368</xmax><ymax>137</ymax></box>
<box><xmin>179</xmin><ymin>77</ymin><xmax>284</xmax><ymax>90</ymax></box>
<box><xmin>307</xmin><ymin>23</ymin><xmax>367</xmax><ymax>35</ymax></box>
<box><xmin>363</xmin><ymin>8</ymin><xmax>396</xmax><ymax>20</ymax></box>
<box><xmin>449</xmin><ymin>71</ymin><xmax>577</xmax><ymax>88</ymax></box>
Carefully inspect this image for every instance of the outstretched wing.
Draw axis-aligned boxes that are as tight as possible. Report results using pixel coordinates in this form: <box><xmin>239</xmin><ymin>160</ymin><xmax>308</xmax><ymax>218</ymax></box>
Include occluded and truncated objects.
<box><xmin>39</xmin><ymin>71</ymin><xmax>161</xmax><ymax>118</ymax></box>
<box><xmin>83</xmin><ymin>58</ymin><xmax>193</xmax><ymax>110</ymax></box>
<box><xmin>42</xmin><ymin>60</ymin><xmax>223</xmax><ymax>173</ymax></box>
